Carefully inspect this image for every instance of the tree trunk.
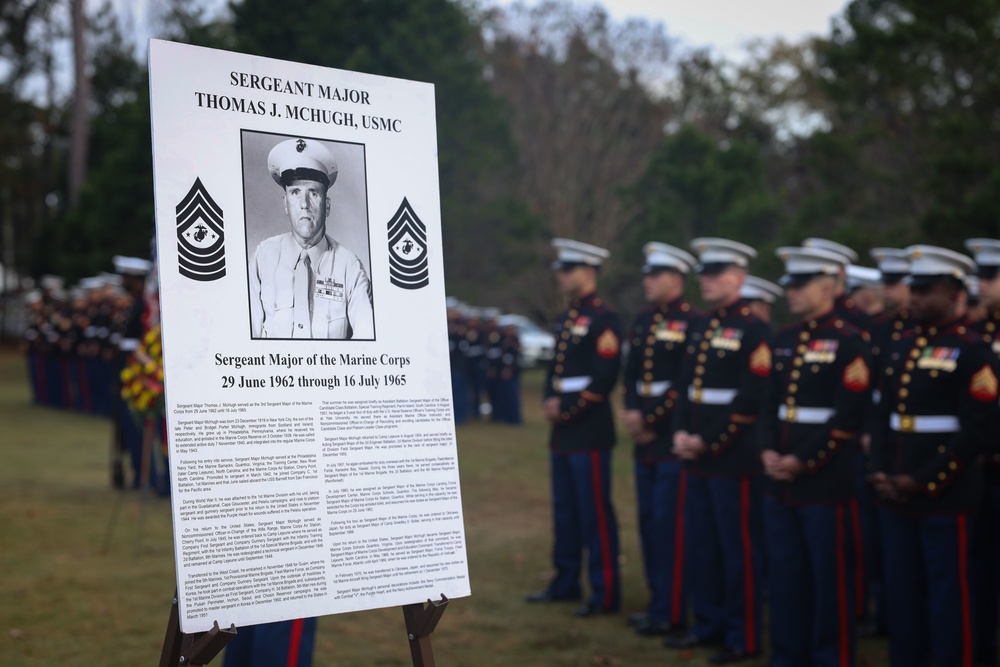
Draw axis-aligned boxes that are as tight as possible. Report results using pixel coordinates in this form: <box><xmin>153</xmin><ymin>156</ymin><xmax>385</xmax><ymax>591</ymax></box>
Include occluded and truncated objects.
<box><xmin>69</xmin><ymin>0</ymin><xmax>90</xmax><ymax>205</ymax></box>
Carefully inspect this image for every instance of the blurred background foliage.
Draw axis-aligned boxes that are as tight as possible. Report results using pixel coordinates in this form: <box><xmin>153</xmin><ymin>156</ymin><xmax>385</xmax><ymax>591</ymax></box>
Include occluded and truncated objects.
<box><xmin>3</xmin><ymin>0</ymin><xmax>1000</xmax><ymax>322</ymax></box>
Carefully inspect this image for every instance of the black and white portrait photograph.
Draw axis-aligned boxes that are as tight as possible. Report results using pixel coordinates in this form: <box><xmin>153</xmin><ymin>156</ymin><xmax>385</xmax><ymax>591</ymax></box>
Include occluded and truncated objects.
<box><xmin>241</xmin><ymin>130</ymin><xmax>375</xmax><ymax>341</ymax></box>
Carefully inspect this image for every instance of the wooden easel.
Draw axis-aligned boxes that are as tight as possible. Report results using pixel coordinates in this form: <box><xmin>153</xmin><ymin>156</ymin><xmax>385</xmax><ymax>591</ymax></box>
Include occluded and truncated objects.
<box><xmin>402</xmin><ymin>595</ymin><xmax>450</xmax><ymax>667</ymax></box>
<box><xmin>158</xmin><ymin>593</ymin><xmax>449</xmax><ymax>666</ymax></box>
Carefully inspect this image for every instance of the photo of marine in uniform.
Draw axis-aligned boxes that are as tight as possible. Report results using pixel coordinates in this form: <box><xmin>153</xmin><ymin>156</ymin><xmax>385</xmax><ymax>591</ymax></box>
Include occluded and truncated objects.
<box><xmin>242</xmin><ymin>130</ymin><xmax>375</xmax><ymax>340</ymax></box>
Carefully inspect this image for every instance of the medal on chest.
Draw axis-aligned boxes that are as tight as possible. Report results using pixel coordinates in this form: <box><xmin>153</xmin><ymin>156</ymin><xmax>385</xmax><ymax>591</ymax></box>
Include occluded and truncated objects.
<box><xmin>315</xmin><ymin>277</ymin><xmax>345</xmax><ymax>301</ymax></box>
<box><xmin>655</xmin><ymin>319</ymin><xmax>688</xmax><ymax>343</ymax></box>
<box><xmin>803</xmin><ymin>339</ymin><xmax>838</xmax><ymax>364</ymax></box>
<box><xmin>917</xmin><ymin>346</ymin><xmax>959</xmax><ymax>372</ymax></box>
<box><xmin>709</xmin><ymin>326</ymin><xmax>743</xmax><ymax>351</ymax></box>
<box><xmin>570</xmin><ymin>316</ymin><xmax>591</xmax><ymax>337</ymax></box>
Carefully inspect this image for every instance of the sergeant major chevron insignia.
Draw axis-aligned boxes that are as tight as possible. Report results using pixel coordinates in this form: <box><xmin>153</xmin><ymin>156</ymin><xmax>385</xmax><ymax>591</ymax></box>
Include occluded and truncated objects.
<box><xmin>176</xmin><ymin>178</ymin><xmax>226</xmax><ymax>281</ymax></box>
<box><xmin>386</xmin><ymin>197</ymin><xmax>429</xmax><ymax>290</ymax></box>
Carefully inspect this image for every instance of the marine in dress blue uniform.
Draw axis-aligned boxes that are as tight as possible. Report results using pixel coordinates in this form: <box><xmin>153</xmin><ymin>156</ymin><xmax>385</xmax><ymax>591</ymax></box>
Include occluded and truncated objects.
<box><xmin>526</xmin><ymin>238</ymin><xmax>622</xmax><ymax>617</ymax></box>
<box><xmin>870</xmin><ymin>246</ymin><xmax>999</xmax><ymax>667</ymax></box>
<box><xmin>494</xmin><ymin>316</ymin><xmax>523</xmax><ymax>425</ymax></box>
<box><xmin>462</xmin><ymin>310</ymin><xmax>487</xmax><ymax>419</ymax></box>
<box><xmin>666</xmin><ymin>238</ymin><xmax>768</xmax><ymax>664</ymax></box>
<box><xmin>759</xmin><ymin>246</ymin><xmax>872</xmax><ymax>667</ymax></box>
<box><xmin>804</xmin><ymin>238</ymin><xmax>877</xmax><ymax>629</ymax></box>
<box><xmin>114</xmin><ymin>255</ymin><xmax>154</xmax><ymax>489</ymax></box>
<box><xmin>965</xmin><ymin>238</ymin><xmax>1000</xmax><ymax>666</ymax></box>
<box><xmin>858</xmin><ymin>247</ymin><xmax>915</xmax><ymax>638</ymax></box>
<box><xmin>482</xmin><ymin>308</ymin><xmax>504</xmax><ymax>419</ymax></box>
<box><xmin>623</xmin><ymin>242</ymin><xmax>700</xmax><ymax>636</ymax></box>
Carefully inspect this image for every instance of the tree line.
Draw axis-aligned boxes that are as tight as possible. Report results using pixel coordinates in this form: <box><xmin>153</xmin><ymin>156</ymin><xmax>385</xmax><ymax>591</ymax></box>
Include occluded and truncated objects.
<box><xmin>1</xmin><ymin>0</ymin><xmax>997</xmax><ymax>323</ymax></box>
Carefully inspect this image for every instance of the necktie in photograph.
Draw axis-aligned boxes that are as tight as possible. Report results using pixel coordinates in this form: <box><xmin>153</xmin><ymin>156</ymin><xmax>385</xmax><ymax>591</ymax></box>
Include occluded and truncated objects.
<box><xmin>293</xmin><ymin>250</ymin><xmax>312</xmax><ymax>338</ymax></box>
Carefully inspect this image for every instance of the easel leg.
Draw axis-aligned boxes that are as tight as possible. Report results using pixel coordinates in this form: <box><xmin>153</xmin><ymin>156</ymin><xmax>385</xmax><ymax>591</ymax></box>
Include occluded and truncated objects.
<box><xmin>160</xmin><ymin>591</ymin><xmax>237</xmax><ymax>667</ymax></box>
<box><xmin>402</xmin><ymin>595</ymin><xmax>449</xmax><ymax>667</ymax></box>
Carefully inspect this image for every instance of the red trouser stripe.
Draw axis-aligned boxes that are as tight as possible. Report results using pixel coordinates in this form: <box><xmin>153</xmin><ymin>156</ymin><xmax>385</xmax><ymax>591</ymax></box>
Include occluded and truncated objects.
<box><xmin>77</xmin><ymin>360</ymin><xmax>92</xmax><ymax>412</ymax></box>
<box><xmin>958</xmin><ymin>515</ymin><xmax>973</xmax><ymax>667</ymax></box>
<box><xmin>849</xmin><ymin>499</ymin><xmax>864</xmax><ymax>618</ymax></box>
<box><xmin>739</xmin><ymin>478</ymin><xmax>756</xmax><ymax>654</ymax></box>
<box><xmin>286</xmin><ymin>618</ymin><xmax>304</xmax><ymax>667</ymax></box>
<box><xmin>671</xmin><ymin>470</ymin><xmax>687</xmax><ymax>624</ymax></box>
<box><xmin>836</xmin><ymin>506</ymin><xmax>850</xmax><ymax>667</ymax></box>
<box><xmin>590</xmin><ymin>451</ymin><xmax>615</xmax><ymax>610</ymax></box>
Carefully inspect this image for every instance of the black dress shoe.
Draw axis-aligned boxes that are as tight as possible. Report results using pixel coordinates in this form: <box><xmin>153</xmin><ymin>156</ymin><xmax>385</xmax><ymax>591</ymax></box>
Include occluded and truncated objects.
<box><xmin>525</xmin><ymin>590</ymin><xmax>580</xmax><ymax>603</ymax></box>
<box><xmin>708</xmin><ymin>647</ymin><xmax>758</xmax><ymax>664</ymax></box>
<box><xmin>664</xmin><ymin>633</ymin><xmax>721</xmax><ymax>650</ymax></box>
<box><xmin>634</xmin><ymin>618</ymin><xmax>676</xmax><ymax>636</ymax></box>
<box><xmin>573</xmin><ymin>602</ymin><xmax>618</xmax><ymax>617</ymax></box>
<box><xmin>626</xmin><ymin>612</ymin><xmax>649</xmax><ymax>628</ymax></box>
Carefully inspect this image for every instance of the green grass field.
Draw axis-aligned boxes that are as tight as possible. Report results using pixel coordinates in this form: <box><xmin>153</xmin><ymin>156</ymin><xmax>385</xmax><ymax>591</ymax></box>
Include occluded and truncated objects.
<box><xmin>0</xmin><ymin>348</ymin><xmax>889</xmax><ymax>666</ymax></box>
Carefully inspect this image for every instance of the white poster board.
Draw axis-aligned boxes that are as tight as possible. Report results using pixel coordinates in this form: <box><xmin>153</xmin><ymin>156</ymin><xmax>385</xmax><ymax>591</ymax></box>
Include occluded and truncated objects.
<box><xmin>148</xmin><ymin>39</ymin><xmax>469</xmax><ymax>633</ymax></box>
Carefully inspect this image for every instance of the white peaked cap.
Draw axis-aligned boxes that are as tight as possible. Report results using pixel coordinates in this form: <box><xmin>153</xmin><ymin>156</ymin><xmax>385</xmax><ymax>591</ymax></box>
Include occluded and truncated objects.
<box><xmin>740</xmin><ymin>275</ymin><xmax>784</xmax><ymax>303</ymax></box>
<box><xmin>642</xmin><ymin>242</ymin><xmax>696</xmax><ymax>274</ymax></box>
<box><xmin>870</xmin><ymin>248</ymin><xmax>911</xmax><ymax>276</ymax></box>
<box><xmin>803</xmin><ymin>238</ymin><xmax>858</xmax><ymax>264</ymax></box>
<box><xmin>905</xmin><ymin>245</ymin><xmax>975</xmax><ymax>282</ymax></box>
<box><xmin>965</xmin><ymin>238</ymin><xmax>1000</xmax><ymax>268</ymax></box>
<box><xmin>776</xmin><ymin>245</ymin><xmax>847</xmax><ymax>282</ymax></box>
<box><xmin>846</xmin><ymin>265</ymin><xmax>883</xmax><ymax>290</ymax></box>
<box><xmin>112</xmin><ymin>256</ymin><xmax>152</xmax><ymax>276</ymax></box>
<box><xmin>268</xmin><ymin>138</ymin><xmax>338</xmax><ymax>188</ymax></box>
<box><xmin>551</xmin><ymin>238</ymin><xmax>611</xmax><ymax>269</ymax></box>
<box><xmin>689</xmin><ymin>237</ymin><xmax>757</xmax><ymax>268</ymax></box>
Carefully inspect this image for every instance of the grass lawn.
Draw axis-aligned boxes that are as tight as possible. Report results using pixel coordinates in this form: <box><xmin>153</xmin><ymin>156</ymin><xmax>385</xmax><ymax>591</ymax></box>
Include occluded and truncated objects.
<box><xmin>0</xmin><ymin>347</ymin><xmax>890</xmax><ymax>666</ymax></box>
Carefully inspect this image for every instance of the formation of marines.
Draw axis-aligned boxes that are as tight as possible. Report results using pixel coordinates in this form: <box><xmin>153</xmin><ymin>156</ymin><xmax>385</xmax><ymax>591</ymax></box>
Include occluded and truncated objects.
<box><xmin>529</xmin><ymin>235</ymin><xmax>1000</xmax><ymax>667</ymax></box>
<box><xmin>20</xmin><ymin>255</ymin><xmax>164</xmax><ymax>492</ymax></box>
<box><xmin>447</xmin><ymin>302</ymin><xmax>523</xmax><ymax>425</ymax></box>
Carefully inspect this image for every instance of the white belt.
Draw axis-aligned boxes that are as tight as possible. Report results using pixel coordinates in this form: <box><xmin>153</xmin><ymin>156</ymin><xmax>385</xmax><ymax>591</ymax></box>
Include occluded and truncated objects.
<box><xmin>872</xmin><ymin>389</ymin><xmax>882</xmax><ymax>406</ymax></box>
<box><xmin>119</xmin><ymin>338</ymin><xmax>140</xmax><ymax>352</ymax></box>
<box><xmin>890</xmin><ymin>413</ymin><xmax>960</xmax><ymax>433</ymax></box>
<box><xmin>687</xmin><ymin>386</ymin><xmax>737</xmax><ymax>405</ymax></box>
<box><xmin>778</xmin><ymin>405</ymin><xmax>834</xmax><ymax>424</ymax></box>
<box><xmin>554</xmin><ymin>376</ymin><xmax>591</xmax><ymax>393</ymax></box>
<box><xmin>636</xmin><ymin>380</ymin><xmax>671</xmax><ymax>398</ymax></box>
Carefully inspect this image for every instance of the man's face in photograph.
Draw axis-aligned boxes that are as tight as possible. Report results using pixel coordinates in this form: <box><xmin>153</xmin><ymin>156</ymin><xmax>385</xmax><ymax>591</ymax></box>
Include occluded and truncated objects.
<box><xmin>284</xmin><ymin>178</ymin><xmax>330</xmax><ymax>247</ymax></box>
